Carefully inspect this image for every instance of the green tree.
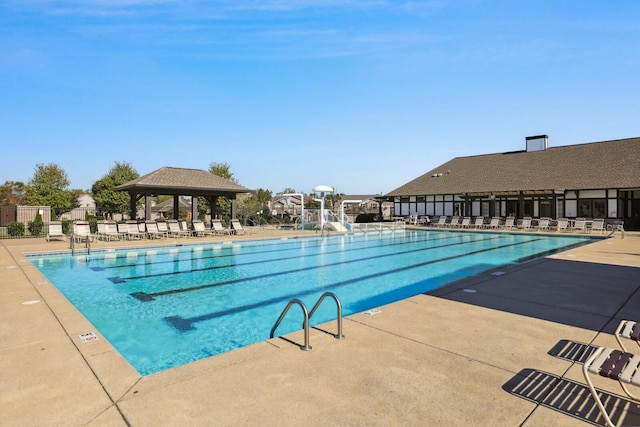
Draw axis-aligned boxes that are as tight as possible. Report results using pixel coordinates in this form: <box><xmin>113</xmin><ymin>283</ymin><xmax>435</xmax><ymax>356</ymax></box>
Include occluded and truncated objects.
<box><xmin>198</xmin><ymin>162</ymin><xmax>239</xmax><ymax>220</ymax></box>
<box><xmin>25</xmin><ymin>164</ymin><xmax>79</xmax><ymax>215</ymax></box>
<box><xmin>0</xmin><ymin>181</ymin><xmax>26</xmax><ymax>205</ymax></box>
<box><xmin>92</xmin><ymin>161</ymin><xmax>139</xmax><ymax>217</ymax></box>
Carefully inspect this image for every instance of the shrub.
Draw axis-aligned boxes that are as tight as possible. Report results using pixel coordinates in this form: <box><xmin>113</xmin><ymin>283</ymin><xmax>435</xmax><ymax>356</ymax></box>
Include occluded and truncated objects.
<box><xmin>28</xmin><ymin>212</ymin><xmax>44</xmax><ymax>236</ymax></box>
<box><xmin>7</xmin><ymin>221</ymin><xmax>25</xmax><ymax>236</ymax></box>
<box><xmin>61</xmin><ymin>219</ymin><xmax>72</xmax><ymax>235</ymax></box>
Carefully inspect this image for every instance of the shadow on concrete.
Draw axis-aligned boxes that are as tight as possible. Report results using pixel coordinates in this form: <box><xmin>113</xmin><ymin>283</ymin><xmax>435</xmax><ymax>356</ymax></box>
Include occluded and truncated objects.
<box><xmin>428</xmin><ymin>258</ymin><xmax>640</xmax><ymax>334</ymax></box>
<box><xmin>504</xmin><ymin>367</ymin><xmax>640</xmax><ymax>426</ymax></box>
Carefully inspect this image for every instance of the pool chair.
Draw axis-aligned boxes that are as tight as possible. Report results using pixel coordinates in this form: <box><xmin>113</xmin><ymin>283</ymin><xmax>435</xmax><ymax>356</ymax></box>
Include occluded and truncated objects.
<box><xmin>589</xmin><ymin>218</ymin><xmax>606</xmax><ymax>234</ymax></box>
<box><xmin>535</xmin><ymin>218</ymin><xmax>550</xmax><ymax>231</ymax></box>
<box><xmin>582</xmin><ymin>346</ymin><xmax>640</xmax><ymax>427</ymax></box>
<box><xmin>230</xmin><ymin>219</ymin><xmax>246</xmax><ymax>235</ymax></box>
<box><xmin>486</xmin><ymin>217</ymin><xmax>501</xmax><ymax>229</ymax></box>
<box><xmin>616</xmin><ymin>320</ymin><xmax>640</xmax><ymax>353</ymax></box>
<box><xmin>192</xmin><ymin>220</ymin><xmax>213</xmax><ymax>237</ymax></box>
<box><xmin>211</xmin><ymin>220</ymin><xmax>232</xmax><ymax>235</ymax></box>
<box><xmin>126</xmin><ymin>221</ymin><xmax>145</xmax><ymax>240</ymax></box>
<box><xmin>434</xmin><ymin>216</ymin><xmax>448</xmax><ymax>227</ymax></box>
<box><xmin>72</xmin><ymin>221</ymin><xmax>94</xmax><ymax>243</ymax></box>
<box><xmin>501</xmin><ymin>216</ymin><xmax>515</xmax><ymax>229</ymax></box>
<box><xmin>459</xmin><ymin>217</ymin><xmax>471</xmax><ymax>228</ymax></box>
<box><xmin>556</xmin><ymin>218</ymin><xmax>569</xmax><ymax>232</ymax></box>
<box><xmin>518</xmin><ymin>217</ymin><xmax>532</xmax><ymax>231</ymax></box>
<box><xmin>145</xmin><ymin>221</ymin><xmax>166</xmax><ymax>239</ymax></box>
<box><xmin>46</xmin><ymin>221</ymin><xmax>66</xmax><ymax>242</ymax></box>
<box><xmin>167</xmin><ymin>220</ymin><xmax>190</xmax><ymax>237</ymax></box>
<box><xmin>472</xmin><ymin>216</ymin><xmax>485</xmax><ymax>228</ymax></box>
<box><xmin>572</xmin><ymin>218</ymin><xmax>587</xmax><ymax>233</ymax></box>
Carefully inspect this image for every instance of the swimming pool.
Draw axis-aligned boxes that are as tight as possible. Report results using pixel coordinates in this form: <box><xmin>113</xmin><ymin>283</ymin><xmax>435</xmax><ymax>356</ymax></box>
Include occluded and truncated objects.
<box><xmin>29</xmin><ymin>229</ymin><xmax>592</xmax><ymax>375</ymax></box>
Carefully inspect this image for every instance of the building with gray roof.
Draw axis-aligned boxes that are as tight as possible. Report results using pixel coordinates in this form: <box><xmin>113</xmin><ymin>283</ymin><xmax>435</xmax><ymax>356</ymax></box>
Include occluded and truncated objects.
<box><xmin>385</xmin><ymin>136</ymin><xmax>640</xmax><ymax>229</ymax></box>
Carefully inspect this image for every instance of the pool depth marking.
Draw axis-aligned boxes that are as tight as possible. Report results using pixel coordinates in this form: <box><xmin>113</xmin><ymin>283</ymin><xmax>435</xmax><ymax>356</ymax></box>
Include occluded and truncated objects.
<box><xmin>131</xmin><ymin>234</ymin><xmax>512</xmax><ymax>301</ymax></box>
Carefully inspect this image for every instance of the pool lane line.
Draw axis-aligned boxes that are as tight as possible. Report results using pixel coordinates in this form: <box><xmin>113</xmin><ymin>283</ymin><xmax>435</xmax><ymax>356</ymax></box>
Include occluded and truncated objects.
<box><xmin>92</xmin><ymin>229</ymin><xmax>464</xmax><ymax>272</ymax></box>
<box><xmin>162</xmin><ymin>237</ymin><xmax>546</xmax><ymax>331</ymax></box>
<box><xmin>134</xmin><ymin>235</ymin><xmax>536</xmax><ymax>303</ymax></box>
<box><xmin>122</xmin><ymin>233</ymin><xmax>507</xmax><ymax>287</ymax></box>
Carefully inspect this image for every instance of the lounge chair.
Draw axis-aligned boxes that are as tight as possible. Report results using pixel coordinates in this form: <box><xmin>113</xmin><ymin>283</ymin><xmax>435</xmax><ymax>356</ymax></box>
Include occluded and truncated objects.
<box><xmin>582</xmin><ymin>346</ymin><xmax>640</xmax><ymax>427</ymax></box>
<box><xmin>572</xmin><ymin>218</ymin><xmax>587</xmax><ymax>233</ymax></box>
<box><xmin>616</xmin><ymin>320</ymin><xmax>640</xmax><ymax>353</ymax></box>
<box><xmin>192</xmin><ymin>220</ymin><xmax>213</xmax><ymax>237</ymax></box>
<box><xmin>167</xmin><ymin>220</ymin><xmax>190</xmax><ymax>237</ymax></box>
<box><xmin>126</xmin><ymin>221</ymin><xmax>145</xmax><ymax>240</ymax></box>
<box><xmin>472</xmin><ymin>216</ymin><xmax>485</xmax><ymax>228</ymax></box>
<box><xmin>211</xmin><ymin>220</ymin><xmax>232</xmax><ymax>235</ymax></box>
<box><xmin>589</xmin><ymin>219</ymin><xmax>605</xmax><ymax>234</ymax></box>
<box><xmin>157</xmin><ymin>221</ymin><xmax>169</xmax><ymax>237</ymax></box>
<box><xmin>459</xmin><ymin>217</ymin><xmax>471</xmax><ymax>228</ymax></box>
<box><xmin>502</xmin><ymin>217</ymin><xmax>515</xmax><ymax>229</ymax></box>
<box><xmin>117</xmin><ymin>222</ymin><xmax>131</xmax><ymax>240</ymax></box>
<box><xmin>518</xmin><ymin>217</ymin><xmax>532</xmax><ymax>231</ymax></box>
<box><xmin>486</xmin><ymin>217</ymin><xmax>501</xmax><ymax>229</ymax></box>
<box><xmin>434</xmin><ymin>216</ymin><xmax>447</xmax><ymax>227</ymax></box>
<box><xmin>230</xmin><ymin>219</ymin><xmax>245</xmax><ymax>235</ymax></box>
<box><xmin>446</xmin><ymin>216</ymin><xmax>459</xmax><ymax>227</ymax></box>
<box><xmin>556</xmin><ymin>218</ymin><xmax>569</xmax><ymax>232</ymax></box>
<box><xmin>97</xmin><ymin>220</ymin><xmax>120</xmax><ymax>241</ymax></box>
<box><xmin>179</xmin><ymin>220</ymin><xmax>193</xmax><ymax>237</ymax></box>
<box><xmin>145</xmin><ymin>221</ymin><xmax>166</xmax><ymax>239</ymax></box>
<box><xmin>46</xmin><ymin>221</ymin><xmax>66</xmax><ymax>242</ymax></box>
<box><xmin>72</xmin><ymin>221</ymin><xmax>93</xmax><ymax>243</ymax></box>
<box><xmin>535</xmin><ymin>218</ymin><xmax>550</xmax><ymax>231</ymax></box>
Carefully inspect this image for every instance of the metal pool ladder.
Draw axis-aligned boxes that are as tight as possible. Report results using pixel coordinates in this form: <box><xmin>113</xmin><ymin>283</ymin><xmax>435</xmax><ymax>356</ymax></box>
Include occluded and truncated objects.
<box><xmin>270</xmin><ymin>292</ymin><xmax>345</xmax><ymax>351</ymax></box>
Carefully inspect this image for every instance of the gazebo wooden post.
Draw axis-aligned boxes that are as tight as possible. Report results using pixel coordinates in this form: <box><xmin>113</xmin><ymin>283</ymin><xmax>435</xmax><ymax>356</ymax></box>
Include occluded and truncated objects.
<box><xmin>145</xmin><ymin>195</ymin><xmax>153</xmax><ymax>221</ymax></box>
<box><xmin>171</xmin><ymin>195</ymin><xmax>178</xmax><ymax>220</ymax></box>
<box><xmin>191</xmin><ymin>196</ymin><xmax>198</xmax><ymax>221</ymax></box>
<box><xmin>129</xmin><ymin>193</ymin><xmax>137</xmax><ymax>220</ymax></box>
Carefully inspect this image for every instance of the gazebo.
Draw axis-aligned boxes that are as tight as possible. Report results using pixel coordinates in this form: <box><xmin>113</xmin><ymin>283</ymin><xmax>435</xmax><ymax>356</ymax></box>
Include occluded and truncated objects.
<box><xmin>114</xmin><ymin>167</ymin><xmax>251</xmax><ymax>221</ymax></box>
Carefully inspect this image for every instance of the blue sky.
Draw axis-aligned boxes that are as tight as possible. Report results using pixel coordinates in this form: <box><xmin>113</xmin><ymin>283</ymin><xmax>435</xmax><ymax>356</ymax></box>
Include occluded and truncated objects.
<box><xmin>1</xmin><ymin>1</ymin><xmax>639</xmax><ymax>196</ymax></box>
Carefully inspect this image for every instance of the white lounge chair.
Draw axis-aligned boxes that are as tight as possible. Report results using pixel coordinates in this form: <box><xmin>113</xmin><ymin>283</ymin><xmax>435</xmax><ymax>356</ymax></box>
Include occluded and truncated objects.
<box><xmin>616</xmin><ymin>320</ymin><xmax>640</xmax><ymax>353</ymax></box>
<box><xmin>211</xmin><ymin>220</ymin><xmax>232</xmax><ymax>235</ymax></box>
<box><xmin>486</xmin><ymin>217</ymin><xmax>501</xmax><ymax>229</ymax></box>
<box><xmin>472</xmin><ymin>216</ymin><xmax>485</xmax><ymax>228</ymax></box>
<box><xmin>536</xmin><ymin>218</ymin><xmax>550</xmax><ymax>231</ymax></box>
<box><xmin>72</xmin><ymin>221</ymin><xmax>93</xmax><ymax>243</ymax></box>
<box><xmin>145</xmin><ymin>221</ymin><xmax>166</xmax><ymax>239</ymax></box>
<box><xmin>192</xmin><ymin>220</ymin><xmax>213</xmax><ymax>237</ymax></box>
<box><xmin>157</xmin><ymin>221</ymin><xmax>170</xmax><ymax>237</ymax></box>
<box><xmin>502</xmin><ymin>217</ymin><xmax>515</xmax><ymax>229</ymax></box>
<box><xmin>230</xmin><ymin>219</ymin><xmax>245</xmax><ymax>235</ymax></box>
<box><xmin>459</xmin><ymin>217</ymin><xmax>471</xmax><ymax>228</ymax></box>
<box><xmin>46</xmin><ymin>221</ymin><xmax>65</xmax><ymax>242</ymax></box>
<box><xmin>126</xmin><ymin>221</ymin><xmax>145</xmax><ymax>240</ymax></box>
<box><xmin>556</xmin><ymin>218</ymin><xmax>569</xmax><ymax>232</ymax></box>
<box><xmin>117</xmin><ymin>222</ymin><xmax>131</xmax><ymax>240</ymax></box>
<box><xmin>582</xmin><ymin>346</ymin><xmax>640</xmax><ymax>427</ymax></box>
<box><xmin>179</xmin><ymin>220</ymin><xmax>193</xmax><ymax>237</ymax></box>
<box><xmin>589</xmin><ymin>219</ymin><xmax>605</xmax><ymax>234</ymax></box>
<box><xmin>434</xmin><ymin>216</ymin><xmax>448</xmax><ymax>227</ymax></box>
<box><xmin>518</xmin><ymin>217</ymin><xmax>532</xmax><ymax>231</ymax></box>
<box><xmin>167</xmin><ymin>220</ymin><xmax>190</xmax><ymax>237</ymax></box>
<box><xmin>572</xmin><ymin>218</ymin><xmax>587</xmax><ymax>233</ymax></box>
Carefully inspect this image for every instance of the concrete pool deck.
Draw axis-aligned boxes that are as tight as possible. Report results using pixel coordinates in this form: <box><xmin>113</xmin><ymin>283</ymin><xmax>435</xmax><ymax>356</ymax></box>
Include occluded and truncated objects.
<box><xmin>1</xmin><ymin>227</ymin><xmax>639</xmax><ymax>426</ymax></box>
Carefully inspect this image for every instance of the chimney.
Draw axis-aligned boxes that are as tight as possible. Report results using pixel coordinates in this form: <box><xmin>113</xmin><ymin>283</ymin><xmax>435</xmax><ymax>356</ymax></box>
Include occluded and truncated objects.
<box><xmin>525</xmin><ymin>135</ymin><xmax>548</xmax><ymax>152</ymax></box>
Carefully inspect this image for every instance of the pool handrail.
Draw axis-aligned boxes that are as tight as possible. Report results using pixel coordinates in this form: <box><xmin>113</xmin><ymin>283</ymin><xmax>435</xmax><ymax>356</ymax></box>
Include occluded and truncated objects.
<box><xmin>308</xmin><ymin>292</ymin><xmax>345</xmax><ymax>340</ymax></box>
<box><xmin>270</xmin><ymin>298</ymin><xmax>312</xmax><ymax>351</ymax></box>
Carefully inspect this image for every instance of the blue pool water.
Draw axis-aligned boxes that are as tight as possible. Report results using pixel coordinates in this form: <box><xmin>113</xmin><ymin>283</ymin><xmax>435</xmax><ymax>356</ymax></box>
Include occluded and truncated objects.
<box><xmin>29</xmin><ymin>229</ymin><xmax>592</xmax><ymax>375</ymax></box>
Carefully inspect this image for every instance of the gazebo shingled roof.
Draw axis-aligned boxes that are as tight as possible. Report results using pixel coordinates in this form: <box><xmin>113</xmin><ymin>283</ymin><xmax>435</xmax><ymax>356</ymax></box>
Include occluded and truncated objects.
<box><xmin>115</xmin><ymin>166</ymin><xmax>251</xmax><ymax>197</ymax></box>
